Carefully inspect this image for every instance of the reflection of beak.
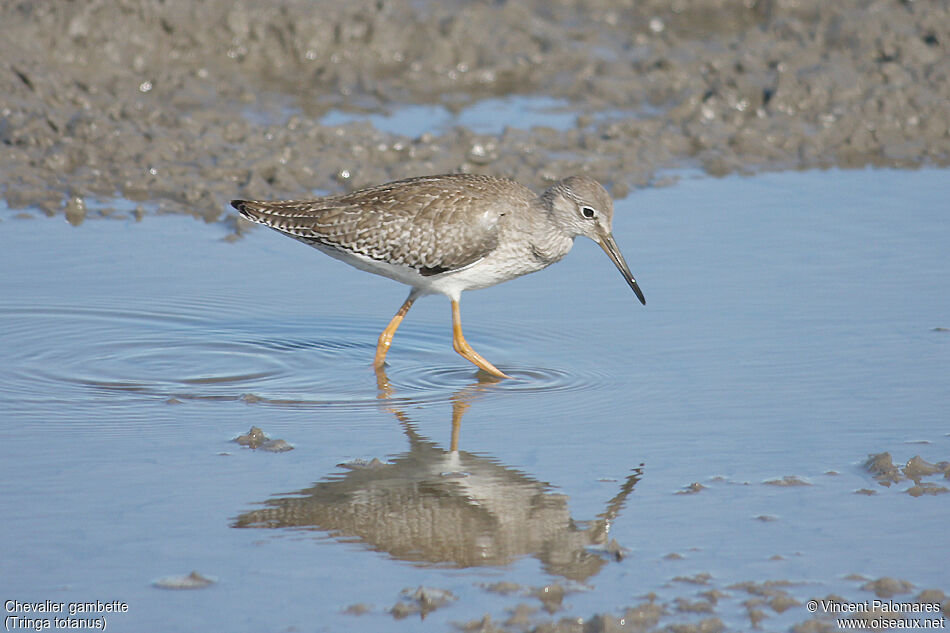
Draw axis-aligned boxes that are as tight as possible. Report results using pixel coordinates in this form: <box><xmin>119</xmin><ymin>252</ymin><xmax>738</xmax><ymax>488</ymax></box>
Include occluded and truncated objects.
<box><xmin>598</xmin><ymin>230</ymin><xmax>646</xmax><ymax>305</ymax></box>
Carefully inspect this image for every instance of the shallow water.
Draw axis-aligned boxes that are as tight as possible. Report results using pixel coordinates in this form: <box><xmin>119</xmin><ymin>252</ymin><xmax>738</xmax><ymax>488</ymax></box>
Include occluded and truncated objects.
<box><xmin>1</xmin><ymin>168</ymin><xmax>948</xmax><ymax>631</ymax></box>
<box><xmin>320</xmin><ymin>96</ymin><xmax>577</xmax><ymax>137</ymax></box>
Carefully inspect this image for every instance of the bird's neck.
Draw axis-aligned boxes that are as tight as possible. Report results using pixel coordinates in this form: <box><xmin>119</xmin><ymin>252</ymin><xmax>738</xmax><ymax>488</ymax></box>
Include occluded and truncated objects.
<box><xmin>525</xmin><ymin>205</ymin><xmax>574</xmax><ymax>266</ymax></box>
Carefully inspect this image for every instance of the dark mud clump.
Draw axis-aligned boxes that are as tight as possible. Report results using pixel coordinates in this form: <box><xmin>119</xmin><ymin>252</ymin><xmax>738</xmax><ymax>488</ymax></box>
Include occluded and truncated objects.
<box><xmin>863</xmin><ymin>452</ymin><xmax>950</xmax><ymax>495</ymax></box>
<box><xmin>676</xmin><ymin>482</ymin><xmax>707</xmax><ymax>495</ymax></box>
<box><xmin>2</xmin><ymin>0</ymin><xmax>949</xmax><ymax>223</ymax></box>
<box><xmin>151</xmin><ymin>570</ymin><xmax>217</xmax><ymax>590</ymax></box>
<box><xmin>451</xmin><ymin>576</ymin><xmax>947</xmax><ymax>633</ymax></box>
<box><xmin>389</xmin><ymin>586</ymin><xmax>456</xmax><ymax>620</ymax></box>
<box><xmin>232</xmin><ymin>426</ymin><xmax>293</xmax><ymax>452</ymax></box>
<box><xmin>861</xmin><ymin>577</ymin><xmax>914</xmax><ymax>599</ymax></box>
<box><xmin>764</xmin><ymin>475</ymin><xmax>812</xmax><ymax>487</ymax></box>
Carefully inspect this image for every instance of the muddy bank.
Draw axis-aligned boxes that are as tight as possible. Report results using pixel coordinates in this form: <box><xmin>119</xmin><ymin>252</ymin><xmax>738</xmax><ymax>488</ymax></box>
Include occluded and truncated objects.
<box><xmin>350</xmin><ymin>575</ymin><xmax>949</xmax><ymax>632</ymax></box>
<box><xmin>1</xmin><ymin>0</ymin><xmax>948</xmax><ymax>224</ymax></box>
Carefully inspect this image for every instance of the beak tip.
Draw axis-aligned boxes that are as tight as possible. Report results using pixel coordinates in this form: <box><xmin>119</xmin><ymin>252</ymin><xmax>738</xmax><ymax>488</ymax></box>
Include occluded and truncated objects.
<box><xmin>598</xmin><ymin>232</ymin><xmax>645</xmax><ymax>306</ymax></box>
<box><xmin>634</xmin><ymin>286</ymin><xmax>646</xmax><ymax>305</ymax></box>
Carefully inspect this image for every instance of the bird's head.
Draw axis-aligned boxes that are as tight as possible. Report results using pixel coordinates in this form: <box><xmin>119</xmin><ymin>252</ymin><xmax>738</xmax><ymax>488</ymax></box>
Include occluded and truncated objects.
<box><xmin>543</xmin><ymin>176</ymin><xmax>646</xmax><ymax>305</ymax></box>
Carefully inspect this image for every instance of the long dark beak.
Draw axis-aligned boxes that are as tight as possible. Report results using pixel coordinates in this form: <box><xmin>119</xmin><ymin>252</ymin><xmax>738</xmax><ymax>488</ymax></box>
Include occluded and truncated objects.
<box><xmin>598</xmin><ymin>230</ymin><xmax>646</xmax><ymax>305</ymax></box>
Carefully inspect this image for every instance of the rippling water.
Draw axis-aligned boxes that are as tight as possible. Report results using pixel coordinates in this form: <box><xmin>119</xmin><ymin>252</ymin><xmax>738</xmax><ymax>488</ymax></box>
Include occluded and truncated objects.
<box><xmin>0</xmin><ymin>303</ymin><xmax>614</xmax><ymax>417</ymax></box>
<box><xmin>1</xmin><ymin>169</ymin><xmax>948</xmax><ymax>632</ymax></box>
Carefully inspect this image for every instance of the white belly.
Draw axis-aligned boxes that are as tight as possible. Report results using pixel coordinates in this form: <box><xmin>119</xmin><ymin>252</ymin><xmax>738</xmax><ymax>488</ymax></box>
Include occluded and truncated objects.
<box><xmin>304</xmin><ymin>233</ymin><xmax>574</xmax><ymax>302</ymax></box>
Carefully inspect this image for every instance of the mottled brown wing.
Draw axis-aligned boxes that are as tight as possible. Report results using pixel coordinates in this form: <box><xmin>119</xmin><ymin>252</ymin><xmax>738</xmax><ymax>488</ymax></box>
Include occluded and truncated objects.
<box><xmin>232</xmin><ymin>174</ymin><xmax>529</xmax><ymax>274</ymax></box>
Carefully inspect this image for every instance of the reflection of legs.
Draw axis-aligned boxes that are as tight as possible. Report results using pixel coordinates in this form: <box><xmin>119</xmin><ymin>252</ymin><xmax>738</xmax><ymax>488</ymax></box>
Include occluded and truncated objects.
<box><xmin>449</xmin><ymin>397</ymin><xmax>469</xmax><ymax>453</ymax></box>
<box><xmin>374</xmin><ymin>364</ymin><xmax>393</xmax><ymax>401</ymax></box>
<box><xmin>451</xmin><ymin>300</ymin><xmax>510</xmax><ymax>379</ymax></box>
<box><xmin>374</xmin><ymin>291</ymin><xmax>418</xmax><ymax>368</ymax></box>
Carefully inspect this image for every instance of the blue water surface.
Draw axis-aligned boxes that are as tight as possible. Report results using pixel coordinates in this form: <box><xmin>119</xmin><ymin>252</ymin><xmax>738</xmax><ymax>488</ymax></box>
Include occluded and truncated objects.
<box><xmin>0</xmin><ymin>168</ymin><xmax>947</xmax><ymax>632</ymax></box>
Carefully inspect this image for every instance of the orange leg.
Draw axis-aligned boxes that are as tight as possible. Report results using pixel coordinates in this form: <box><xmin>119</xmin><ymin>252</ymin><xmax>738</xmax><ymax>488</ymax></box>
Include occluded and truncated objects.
<box><xmin>374</xmin><ymin>293</ymin><xmax>417</xmax><ymax>368</ymax></box>
<box><xmin>451</xmin><ymin>300</ymin><xmax>510</xmax><ymax>379</ymax></box>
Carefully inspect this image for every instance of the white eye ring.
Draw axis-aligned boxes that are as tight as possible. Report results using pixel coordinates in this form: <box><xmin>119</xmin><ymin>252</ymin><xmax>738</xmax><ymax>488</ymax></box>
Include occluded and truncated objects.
<box><xmin>581</xmin><ymin>206</ymin><xmax>596</xmax><ymax>219</ymax></box>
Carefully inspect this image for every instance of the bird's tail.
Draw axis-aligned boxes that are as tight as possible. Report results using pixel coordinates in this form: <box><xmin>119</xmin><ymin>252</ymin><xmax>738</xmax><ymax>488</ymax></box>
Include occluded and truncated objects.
<box><xmin>230</xmin><ymin>199</ymin><xmax>258</xmax><ymax>221</ymax></box>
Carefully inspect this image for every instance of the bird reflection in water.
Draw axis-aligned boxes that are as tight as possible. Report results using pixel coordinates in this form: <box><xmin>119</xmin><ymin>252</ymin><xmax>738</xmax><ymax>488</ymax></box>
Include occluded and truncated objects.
<box><xmin>231</xmin><ymin>368</ymin><xmax>643</xmax><ymax>582</ymax></box>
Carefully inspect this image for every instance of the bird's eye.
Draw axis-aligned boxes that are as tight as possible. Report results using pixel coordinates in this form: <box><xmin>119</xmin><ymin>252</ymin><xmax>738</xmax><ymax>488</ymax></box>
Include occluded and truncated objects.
<box><xmin>581</xmin><ymin>206</ymin><xmax>596</xmax><ymax>219</ymax></box>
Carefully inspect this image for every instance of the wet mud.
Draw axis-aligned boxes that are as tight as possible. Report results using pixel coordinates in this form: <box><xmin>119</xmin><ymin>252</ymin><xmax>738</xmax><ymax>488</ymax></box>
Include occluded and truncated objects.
<box><xmin>151</xmin><ymin>570</ymin><xmax>217</xmax><ymax>590</ymax></box>
<box><xmin>231</xmin><ymin>426</ymin><xmax>293</xmax><ymax>452</ymax></box>
<box><xmin>864</xmin><ymin>451</ymin><xmax>950</xmax><ymax>496</ymax></box>
<box><xmin>349</xmin><ymin>576</ymin><xmax>949</xmax><ymax>632</ymax></box>
<box><xmin>2</xmin><ymin>0</ymin><xmax>949</xmax><ymax>224</ymax></box>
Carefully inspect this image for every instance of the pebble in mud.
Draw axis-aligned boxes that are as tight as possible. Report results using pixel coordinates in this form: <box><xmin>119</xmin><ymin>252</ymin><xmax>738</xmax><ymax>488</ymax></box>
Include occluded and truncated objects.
<box><xmin>865</xmin><ymin>452</ymin><xmax>905</xmax><ymax>485</ymax></box>
<box><xmin>455</xmin><ymin>614</ymin><xmax>503</xmax><ymax>632</ymax></box>
<box><xmin>676</xmin><ymin>482</ymin><xmax>706</xmax><ymax>495</ymax></box>
<box><xmin>503</xmin><ymin>604</ymin><xmax>538</xmax><ymax>628</ymax></box>
<box><xmin>152</xmin><ymin>570</ymin><xmax>216</xmax><ymax>590</ymax></box>
<box><xmin>743</xmin><ymin>598</ymin><xmax>769</xmax><ymax>628</ymax></box>
<box><xmin>675</xmin><ymin>597</ymin><xmax>715</xmax><ymax>614</ymax></box>
<box><xmin>64</xmin><ymin>195</ymin><xmax>86</xmax><ymax>226</ymax></box>
<box><xmin>763</xmin><ymin>475</ymin><xmax>812</xmax><ymax>487</ymax></box>
<box><xmin>917</xmin><ymin>590</ymin><xmax>950</xmax><ymax>618</ymax></box>
<box><xmin>791</xmin><ymin>619</ymin><xmax>837</xmax><ymax>633</ymax></box>
<box><xmin>257</xmin><ymin>439</ymin><xmax>293</xmax><ymax>452</ymax></box>
<box><xmin>482</xmin><ymin>582</ymin><xmax>523</xmax><ymax>596</ymax></box>
<box><xmin>338</xmin><ymin>457</ymin><xmax>388</xmax><ymax>469</ymax></box>
<box><xmin>233</xmin><ymin>426</ymin><xmax>268</xmax><ymax>447</ymax></box>
<box><xmin>622</xmin><ymin>601</ymin><xmax>666</xmax><ymax>629</ymax></box>
<box><xmin>728</xmin><ymin>581</ymin><xmax>800</xmax><ymax>613</ymax></box>
<box><xmin>906</xmin><ymin>482</ymin><xmax>950</xmax><ymax>497</ymax></box>
<box><xmin>342</xmin><ymin>603</ymin><xmax>372</xmax><ymax>616</ymax></box>
<box><xmin>231</xmin><ymin>426</ymin><xmax>293</xmax><ymax>452</ymax></box>
<box><xmin>604</xmin><ymin>539</ymin><xmax>626</xmax><ymax>562</ymax></box>
<box><xmin>861</xmin><ymin>577</ymin><xmax>914</xmax><ymax>599</ymax></box>
<box><xmin>674</xmin><ymin>573</ymin><xmax>713</xmax><ymax>585</ymax></box>
<box><xmin>389</xmin><ymin>586</ymin><xmax>456</xmax><ymax>620</ymax></box>
<box><xmin>769</xmin><ymin>593</ymin><xmax>801</xmax><ymax>614</ymax></box>
<box><xmin>903</xmin><ymin>456</ymin><xmax>947</xmax><ymax>482</ymax></box>
<box><xmin>532</xmin><ymin>584</ymin><xmax>567</xmax><ymax>614</ymax></box>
